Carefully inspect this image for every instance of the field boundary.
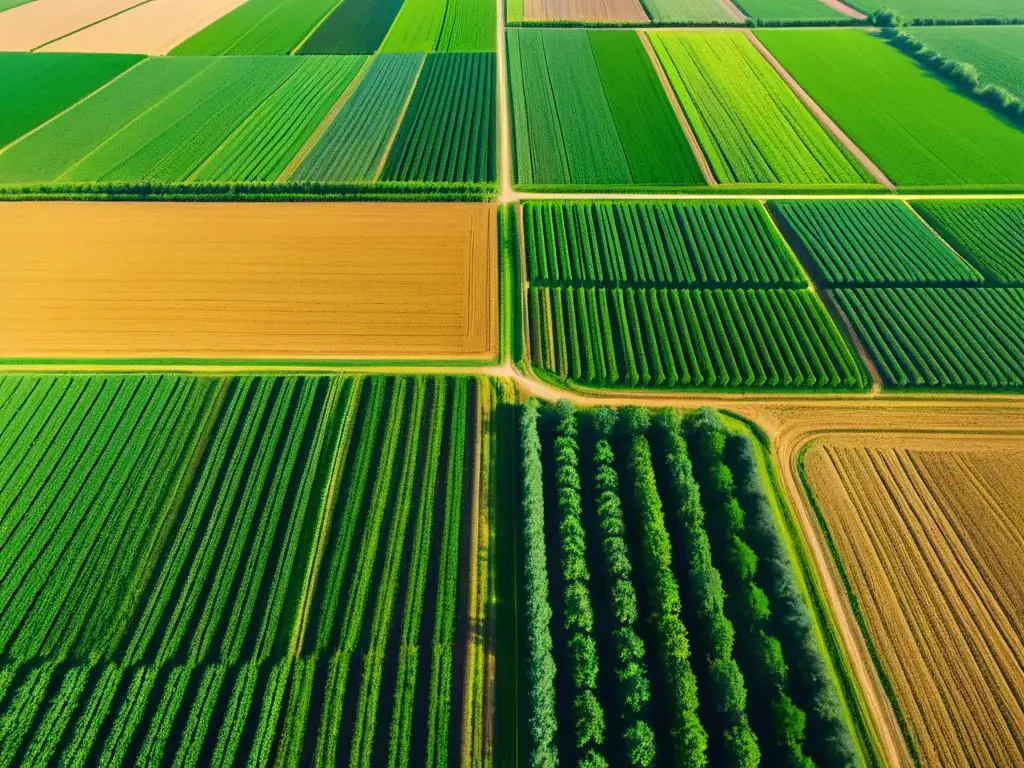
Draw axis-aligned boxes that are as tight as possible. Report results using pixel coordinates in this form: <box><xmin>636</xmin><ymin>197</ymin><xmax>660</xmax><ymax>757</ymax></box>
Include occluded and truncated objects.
<box><xmin>637</xmin><ymin>29</ymin><xmax>717</xmax><ymax>186</ymax></box>
<box><xmin>372</xmin><ymin>54</ymin><xmax>427</xmax><ymax>182</ymax></box>
<box><xmin>743</xmin><ymin>29</ymin><xmax>895</xmax><ymax>190</ymax></box>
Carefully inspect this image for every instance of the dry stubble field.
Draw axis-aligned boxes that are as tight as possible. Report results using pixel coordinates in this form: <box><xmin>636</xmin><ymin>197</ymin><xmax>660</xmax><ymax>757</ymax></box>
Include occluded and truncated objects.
<box><xmin>0</xmin><ymin>201</ymin><xmax>497</xmax><ymax>360</ymax></box>
<box><xmin>801</xmin><ymin>432</ymin><xmax>1024</xmax><ymax>768</ymax></box>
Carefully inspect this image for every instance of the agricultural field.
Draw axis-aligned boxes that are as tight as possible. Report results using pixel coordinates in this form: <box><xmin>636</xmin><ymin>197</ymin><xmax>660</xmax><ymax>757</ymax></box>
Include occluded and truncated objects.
<box><xmin>0</xmin><ymin>373</ymin><xmax>481</xmax><ymax>768</ymax></box>
<box><xmin>833</xmin><ymin>288</ymin><xmax>1024</xmax><ymax>389</ymax></box>
<box><xmin>732</xmin><ymin>0</ymin><xmax>850</xmax><ymax>21</ymax></box>
<box><xmin>801</xmin><ymin>433</ymin><xmax>1024</xmax><ymax>767</ymax></box>
<box><xmin>0</xmin><ymin>51</ymin><xmax>141</xmax><ymax>148</ymax></box>
<box><xmin>0</xmin><ymin>0</ymin><xmax>147</xmax><ymax>50</ymax></box>
<box><xmin>771</xmin><ymin>200</ymin><xmax>984</xmax><ymax>286</ymax></box>
<box><xmin>299</xmin><ymin>0</ymin><xmax>405</xmax><ymax>54</ymax></box>
<box><xmin>37</xmin><ymin>0</ymin><xmax>250</xmax><ymax>55</ymax></box>
<box><xmin>915</xmin><ymin>200</ymin><xmax>1024</xmax><ymax>285</ymax></box>
<box><xmin>380</xmin><ymin>52</ymin><xmax>495</xmax><ymax>183</ymax></box>
<box><xmin>910</xmin><ymin>25</ymin><xmax>1024</xmax><ymax>100</ymax></box>
<box><xmin>649</xmin><ymin>31</ymin><xmax>870</xmax><ymax>186</ymax></box>
<box><xmin>756</xmin><ymin>29</ymin><xmax>1024</xmax><ymax>187</ymax></box>
<box><xmin>519</xmin><ymin>0</ymin><xmax>648</xmax><ymax>22</ymax></box>
<box><xmin>640</xmin><ymin>0</ymin><xmax>740</xmax><ymax>23</ymax></box>
<box><xmin>379</xmin><ymin>0</ymin><xmax>495</xmax><ymax>52</ymax></box>
<box><xmin>170</xmin><ymin>0</ymin><xmax>344</xmax><ymax>55</ymax></box>
<box><xmin>292</xmin><ymin>53</ymin><xmax>423</xmax><ymax>183</ymax></box>
<box><xmin>0</xmin><ymin>202</ymin><xmax>497</xmax><ymax>360</ymax></box>
<box><xmin>193</xmin><ymin>55</ymin><xmax>366</xmax><ymax>183</ymax></box>
<box><xmin>850</xmin><ymin>0</ymin><xmax>1024</xmax><ymax>19</ymax></box>
<box><xmin>524</xmin><ymin>201</ymin><xmax>805</xmax><ymax>287</ymax></box>
<box><xmin>521</xmin><ymin>401</ymin><xmax>859</xmax><ymax>767</ymax></box>
<box><xmin>507</xmin><ymin>30</ymin><xmax>702</xmax><ymax>187</ymax></box>
<box><xmin>530</xmin><ymin>286</ymin><xmax>867</xmax><ymax>389</ymax></box>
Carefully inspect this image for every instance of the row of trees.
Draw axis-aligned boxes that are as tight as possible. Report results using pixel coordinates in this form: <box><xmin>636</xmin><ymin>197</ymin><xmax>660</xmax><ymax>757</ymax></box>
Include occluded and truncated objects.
<box><xmin>521</xmin><ymin>401</ymin><xmax>559</xmax><ymax>768</ymax></box>
<box><xmin>591</xmin><ymin>408</ymin><xmax>656</xmax><ymax>766</ymax></box>
<box><xmin>552</xmin><ymin>404</ymin><xmax>607</xmax><ymax>767</ymax></box>
<box><xmin>727</xmin><ymin>434</ymin><xmax>859</xmax><ymax>766</ymax></box>
<box><xmin>652</xmin><ymin>409</ymin><xmax>760</xmax><ymax>766</ymax></box>
<box><xmin>623</xmin><ymin>408</ymin><xmax>709</xmax><ymax>766</ymax></box>
<box><xmin>686</xmin><ymin>408</ymin><xmax>814</xmax><ymax>766</ymax></box>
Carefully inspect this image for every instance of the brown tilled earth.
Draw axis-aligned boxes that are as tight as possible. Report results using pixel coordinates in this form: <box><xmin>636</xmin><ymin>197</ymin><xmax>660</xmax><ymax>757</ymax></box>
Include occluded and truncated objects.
<box><xmin>0</xmin><ymin>202</ymin><xmax>497</xmax><ymax>360</ymax></box>
<box><xmin>522</xmin><ymin>0</ymin><xmax>648</xmax><ymax>21</ymax></box>
<box><xmin>40</xmin><ymin>0</ymin><xmax>249</xmax><ymax>54</ymax></box>
<box><xmin>802</xmin><ymin>433</ymin><xmax>1024</xmax><ymax>768</ymax></box>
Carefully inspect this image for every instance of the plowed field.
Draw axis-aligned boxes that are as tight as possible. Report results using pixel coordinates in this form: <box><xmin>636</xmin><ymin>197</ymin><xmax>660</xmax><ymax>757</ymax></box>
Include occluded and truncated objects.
<box><xmin>0</xmin><ymin>202</ymin><xmax>496</xmax><ymax>360</ymax></box>
<box><xmin>801</xmin><ymin>433</ymin><xmax>1024</xmax><ymax>768</ymax></box>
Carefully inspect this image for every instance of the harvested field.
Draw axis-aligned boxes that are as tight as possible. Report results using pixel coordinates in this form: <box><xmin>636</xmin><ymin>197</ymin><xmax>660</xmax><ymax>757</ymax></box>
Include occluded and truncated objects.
<box><xmin>522</xmin><ymin>0</ymin><xmax>648</xmax><ymax>22</ymax></box>
<box><xmin>0</xmin><ymin>202</ymin><xmax>497</xmax><ymax>360</ymax></box>
<box><xmin>801</xmin><ymin>433</ymin><xmax>1024</xmax><ymax>768</ymax></box>
<box><xmin>0</xmin><ymin>0</ymin><xmax>146</xmax><ymax>51</ymax></box>
<box><xmin>39</xmin><ymin>0</ymin><xmax>250</xmax><ymax>54</ymax></box>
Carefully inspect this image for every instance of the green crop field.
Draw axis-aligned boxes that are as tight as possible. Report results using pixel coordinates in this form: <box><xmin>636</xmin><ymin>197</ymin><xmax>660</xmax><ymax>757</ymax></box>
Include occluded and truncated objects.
<box><xmin>834</xmin><ymin>288</ymin><xmax>1024</xmax><ymax>388</ymax></box>
<box><xmin>521</xmin><ymin>401</ymin><xmax>860</xmax><ymax>766</ymax></box>
<box><xmin>291</xmin><ymin>53</ymin><xmax>423</xmax><ymax>182</ymax></box>
<box><xmin>915</xmin><ymin>201</ymin><xmax>1024</xmax><ymax>285</ymax></box>
<box><xmin>297</xmin><ymin>0</ymin><xmax>405</xmax><ymax>54</ymax></box>
<box><xmin>0</xmin><ymin>374</ymin><xmax>477</xmax><ymax>766</ymax></box>
<box><xmin>772</xmin><ymin>200</ymin><xmax>984</xmax><ymax>286</ymax></box>
<box><xmin>0</xmin><ymin>52</ymin><xmax>142</xmax><ymax>150</ymax></box>
<box><xmin>194</xmin><ymin>56</ymin><xmax>365</xmax><ymax>182</ymax></box>
<box><xmin>852</xmin><ymin>0</ymin><xmax>1023</xmax><ymax>20</ymax></box>
<box><xmin>59</xmin><ymin>57</ymin><xmax>300</xmax><ymax>184</ymax></box>
<box><xmin>381</xmin><ymin>52</ymin><xmax>495</xmax><ymax>183</ymax></box>
<box><xmin>507</xmin><ymin>30</ymin><xmax>702</xmax><ymax>187</ymax></box>
<box><xmin>380</xmin><ymin>0</ymin><xmax>495</xmax><ymax>52</ymax></box>
<box><xmin>733</xmin><ymin>0</ymin><xmax>847</xmax><ymax>20</ymax></box>
<box><xmin>910</xmin><ymin>26</ymin><xmax>1024</xmax><ymax>100</ymax></box>
<box><xmin>641</xmin><ymin>0</ymin><xmax>737</xmax><ymax>23</ymax></box>
<box><xmin>756</xmin><ymin>29</ymin><xmax>1024</xmax><ymax>187</ymax></box>
<box><xmin>170</xmin><ymin>0</ymin><xmax>344</xmax><ymax>55</ymax></box>
<box><xmin>649</xmin><ymin>32</ymin><xmax>870</xmax><ymax>186</ymax></box>
<box><xmin>524</xmin><ymin>201</ymin><xmax>805</xmax><ymax>287</ymax></box>
<box><xmin>530</xmin><ymin>286</ymin><xmax>866</xmax><ymax>389</ymax></box>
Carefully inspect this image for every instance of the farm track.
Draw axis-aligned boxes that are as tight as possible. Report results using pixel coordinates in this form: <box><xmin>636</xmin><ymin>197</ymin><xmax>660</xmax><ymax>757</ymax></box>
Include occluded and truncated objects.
<box><xmin>815</xmin><ymin>0</ymin><xmax>866</xmax><ymax>20</ymax></box>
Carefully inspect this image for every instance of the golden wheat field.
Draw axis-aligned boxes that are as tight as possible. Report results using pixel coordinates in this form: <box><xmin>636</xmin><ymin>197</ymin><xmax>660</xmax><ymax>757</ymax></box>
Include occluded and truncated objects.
<box><xmin>0</xmin><ymin>202</ymin><xmax>497</xmax><ymax>360</ymax></box>
<box><xmin>801</xmin><ymin>433</ymin><xmax>1024</xmax><ymax>768</ymax></box>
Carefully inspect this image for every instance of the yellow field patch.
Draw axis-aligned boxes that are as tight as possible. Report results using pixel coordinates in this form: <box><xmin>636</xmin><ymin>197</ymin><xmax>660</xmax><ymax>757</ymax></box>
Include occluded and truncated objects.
<box><xmin>0</xmin><ymin>202</ymin><xmax>497</xmax><ymax>361</ymax></box>
<box><xmin>39</xmin><ymin>0</ymin><xmax>250</xmax><ymax>55</ymax></box>
<box><xmin>801</xmin><ymin>433</ymin><xmax>1024</xmax><ymax>768</ymax></box>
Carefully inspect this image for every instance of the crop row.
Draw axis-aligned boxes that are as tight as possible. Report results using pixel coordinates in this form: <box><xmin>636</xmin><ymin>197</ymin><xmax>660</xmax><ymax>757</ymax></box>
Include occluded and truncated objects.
<box><xmin>0</xmin><ymin>374</ymin><xmax>476</xmax><ymax>767</ymax></box>
<box><xmin>0</xmin><ymin>52</ymin><xmax>494</xmax><ymax>187</ymax></box>
<box><xmin>916</xmin><ymin>200</ymin><xmax>1024</xmax><ymax>285</ymax></box>
<box><xmin>773</xmin><ymin>200</ymin><xmax>984</xmax><ymax>286</ymax></box>
<box><xmin>529</xmin><ymin>286</ymin><xmax>867</xmax><ymax>389</ymax></box>
<box><xmin>834</xmin><ymin>287</ymin><xmax>1024</xmax><ymax>389</ymax></box>
<box><xmin>518</xmin><ymin>401</ymin><xmax>857</xmax><ymax>767</ymax></box>
<box><xmin>525</xmin><ymin>200</ymin><xmax>804</xmax><ymax>287</ymax></box>
<box><xmin>381</xmin><ymin>0</ymin><xmax>495</xmax><ymax>52</ymax></box>
<box><xmin>507</xmin><ymin>30</ymin><xmax>701</xmax><ymax>187</ymax></box>
<box><xmin>649</xmin><ymin>31</ymin><xmax>868</xmax><ymax>186</ymax></box>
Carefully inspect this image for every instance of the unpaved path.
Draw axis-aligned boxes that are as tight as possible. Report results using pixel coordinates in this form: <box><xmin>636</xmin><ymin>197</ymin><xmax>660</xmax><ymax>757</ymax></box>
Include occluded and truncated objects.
<box><xmin>743</xmin><ymin>29</ymin><xmax>895</xmax><ymax>191</ymax></box>
<box><xmin>638</xmin><ymin>30</ymin><xmax>717</xmax><ymax>186</ymax></box>
<box><xmin>817</xmin><ymin>0</ymin><xmax>866</xmax><ymax>19</ymax></box>
<box><xmin>718</xmin><ymin>0</ymin><xmax>747</xmax><ymax>21</ymax></box>
<box><xmin>496</xmin><ymin>0</ymin><xmax>515</xmax><ymax>203</ymax></box>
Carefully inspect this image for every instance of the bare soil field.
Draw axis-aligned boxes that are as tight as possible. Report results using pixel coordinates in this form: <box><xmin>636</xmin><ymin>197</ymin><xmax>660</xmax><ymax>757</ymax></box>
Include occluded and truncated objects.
<box><xmin>0</xmin><ymin>202</ymin><xmax>497</xmax><ymax>360</ymax></box>
<box><xmin>0</xmin><ymin>0</ymin><xmax>146</xmax><ymax>50</ymax></box>
<box><xmin>522</xmin><ymin>0</ymin><xmax>648</xmax><ymax>21</ymax></box>
<box><xmin>40</xmin><ymin>0</ymin><xmax>249</xmax><ymax>54</ymax></box>
<box><xmin>802</xmin><ymin>432</ymin><xmax>1024</xmax><ymax>768</ymax></box>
